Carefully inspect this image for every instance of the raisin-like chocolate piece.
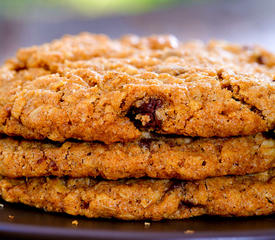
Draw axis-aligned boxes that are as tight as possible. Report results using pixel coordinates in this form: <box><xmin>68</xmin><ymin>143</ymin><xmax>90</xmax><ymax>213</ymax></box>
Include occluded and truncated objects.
<box><xmin>127</xmin><ymin>98</ymin><xmax>163</xmax><ymax>130</ymax></box>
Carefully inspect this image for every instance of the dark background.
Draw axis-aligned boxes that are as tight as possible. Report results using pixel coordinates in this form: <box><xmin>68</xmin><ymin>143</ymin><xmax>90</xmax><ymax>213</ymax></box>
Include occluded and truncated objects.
<box><xmin>0</xmin><ymin>0</ymin><xmax>274</xmax><ymax>64</ymax></box>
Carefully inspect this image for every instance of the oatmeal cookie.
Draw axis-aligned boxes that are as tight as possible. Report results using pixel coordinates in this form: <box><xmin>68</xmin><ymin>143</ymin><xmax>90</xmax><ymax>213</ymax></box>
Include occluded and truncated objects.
<box><xmin>0</xmin><ymin>133</ymin><xmax>274</xmax><ymax>179</ymax></box>
<box><xmin>0</xmin><ymin>169</ymin><xmax>274</xmax><ymax>220</ymax></box>
<box><xmin>0</xmin><ymin>34</ymin><xmax>274</xmax><ymax>143</ymax></box>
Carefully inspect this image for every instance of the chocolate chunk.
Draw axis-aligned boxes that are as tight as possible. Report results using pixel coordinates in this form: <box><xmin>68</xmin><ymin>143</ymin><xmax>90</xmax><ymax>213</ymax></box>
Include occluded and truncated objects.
<box><xmin>49</xmin><ymin>160</ymin><xmax>58</xmax><ymax>171</ymax></box>
<box><xmin>37</xmin><ymin>158</ymin><xmax>45</xmax><ymax>164</ymax></box>
<box><xmin>139</xmin><ymin>138</ymin><xmax>154</xmax><ymax>149</ymax></box>
<box><xmin>250</xmin><ymin>106</ymin><xmax>263</xmax><ymax>116</ymax></box>
<box><xmin>222</xmin><ymin>84</ymin><xmax>233</xmax><ymax>92</ymax></box>
<box><xmin>217</xmin><ymin>71</ymin><xmax>223</xmax><ymax>80</ymax></box>
<box><xmin>256</xmin><ymin>55</ymin><xmax>265</xmax><ymax>65</ymax></box>
<box><xmin>127</xmin><ymin>98</ymin><xmax>163</xmax><ymax>130</ymax></box>
<box><xmin>80</xmin><ymin>200</ymin><xmax>89</xmax><ymax>209</ymax></box>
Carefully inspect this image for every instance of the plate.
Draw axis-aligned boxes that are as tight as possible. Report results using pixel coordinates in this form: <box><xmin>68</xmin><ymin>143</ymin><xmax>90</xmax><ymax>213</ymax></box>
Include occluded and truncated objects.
<box><xmin>0</xmin><ymin>199</ymin><xmax>274</xmax><ymax>240</ymax></box>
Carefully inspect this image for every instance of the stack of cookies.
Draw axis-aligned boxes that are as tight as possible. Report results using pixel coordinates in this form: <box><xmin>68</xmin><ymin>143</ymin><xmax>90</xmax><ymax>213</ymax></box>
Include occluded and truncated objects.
<box><xmin>0</xmin><ymin>33</ymin><xmax>274</xmax><ymax>220</ymax></box>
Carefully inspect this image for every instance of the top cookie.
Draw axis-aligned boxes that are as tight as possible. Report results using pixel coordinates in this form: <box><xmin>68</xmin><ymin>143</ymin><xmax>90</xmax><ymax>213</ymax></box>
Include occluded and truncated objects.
<box><xmin>0</xmin><ymin>33</ymin><xmax>274</xmax><ymax>143</ymax></box>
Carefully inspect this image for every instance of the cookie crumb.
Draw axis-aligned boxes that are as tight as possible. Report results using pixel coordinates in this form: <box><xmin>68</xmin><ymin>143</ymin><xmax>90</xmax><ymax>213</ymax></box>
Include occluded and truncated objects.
<box><xmin>184</xmin><ymin>230</ymin><xmax>194</xmax><ymax>234</ymax></box>
<box><xmin>0</xmin><ymin>203</ymin><xmax>4</xmax><ymax>208</ymax></box>
<box><xmin>8</xmin><ymin>215</ymin><xmax>14</xmax><ymax>220</ymax></box>
<box><xmin>144</xmin><ymin>221</ymin><xmax>151</xmax><ymax>228</ymax></box>
<box><xmin>72</xmin><ymin>220</ymin><xmax>78</xmax><ymax>226</ymax></box>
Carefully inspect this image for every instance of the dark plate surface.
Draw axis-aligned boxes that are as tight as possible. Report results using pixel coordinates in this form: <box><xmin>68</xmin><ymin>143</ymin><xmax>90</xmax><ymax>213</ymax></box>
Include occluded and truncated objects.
<box><xmin>0</xmin><ymin>199</ymin><xmax>274</xmax><ymax>240</ymax></box>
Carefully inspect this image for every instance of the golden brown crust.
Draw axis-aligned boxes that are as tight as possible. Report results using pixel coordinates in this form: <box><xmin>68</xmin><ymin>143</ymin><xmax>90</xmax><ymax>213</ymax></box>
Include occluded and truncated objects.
<box><xmin>0</xmin><ymin>34</ymin><xmax>274</xmax><ymax>143</ymax></box>
<box><xmin>0</xmin><ymin>169</ymin><xmax>274</xmax><ymax>220</ymax></box>
<box><xmin>0</xmin><ymin>133</ymin><xmax>274</xmax><ymax>179</ymax></box>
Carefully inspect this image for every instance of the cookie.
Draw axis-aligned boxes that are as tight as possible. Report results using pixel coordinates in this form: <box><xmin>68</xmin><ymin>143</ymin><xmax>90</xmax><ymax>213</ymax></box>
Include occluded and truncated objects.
<box><xmin>0</xmin><ymin>169</ymin><xmax>274</xmax><ymax>220</ymax></box>
<box><xmin>0</xmin><ymin>33</ymin><xmax>274</xmax><ymax>143</ymax></box>
<box><xmin>0</xmin><ymin>133</ymin><xmax>274</xmax><ymax>180</ymax></box>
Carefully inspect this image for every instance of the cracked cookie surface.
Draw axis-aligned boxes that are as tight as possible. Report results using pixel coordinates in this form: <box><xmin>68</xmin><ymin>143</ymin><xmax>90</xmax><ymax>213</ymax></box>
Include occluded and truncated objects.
<box><xmin>0</xmin><ymin>169</ymin><xmax>274</xmax><ymax>220</ymax></box>
<box><xmin>0</xmin><ymin>133</ymin><xmax>274</xmax><ymax>180</ymax></box>
<box><xmin>0</xmin><ymin>33</ymin><xmax>274</xmax><ymax>143</ymax></box>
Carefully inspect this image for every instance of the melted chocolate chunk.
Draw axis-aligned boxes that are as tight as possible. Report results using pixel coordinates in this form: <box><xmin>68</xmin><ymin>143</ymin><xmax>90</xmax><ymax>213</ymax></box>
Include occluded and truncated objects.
<box><xmin>127</xmin><ymin>98</ymin><xmax>163</xmax><ymax>130</ymax></box>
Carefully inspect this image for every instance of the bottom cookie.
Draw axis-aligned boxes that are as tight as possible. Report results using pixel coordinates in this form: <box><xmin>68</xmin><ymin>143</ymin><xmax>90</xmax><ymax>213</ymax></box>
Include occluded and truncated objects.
<box><xmin>0</xmin><ymin>169</ymin><xmax>274</xmax><ymax>220</ymax></box>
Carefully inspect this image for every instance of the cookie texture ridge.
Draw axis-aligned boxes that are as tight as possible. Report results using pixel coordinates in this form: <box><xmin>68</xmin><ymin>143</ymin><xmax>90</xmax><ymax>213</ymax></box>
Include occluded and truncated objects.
<box><xmin>0</xmin><ymin>169</ymin><xmax>274</xmax><ymax>220</ymax></box>
<box><xmin>0</xmin><ymin>133</ymin><xmax>274</xmax><ymax>180</ymax></box>
<box><xmin>0</xmin><ymin>33</ymin><xmax>274</xmax><ymax>143</ymax></box>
